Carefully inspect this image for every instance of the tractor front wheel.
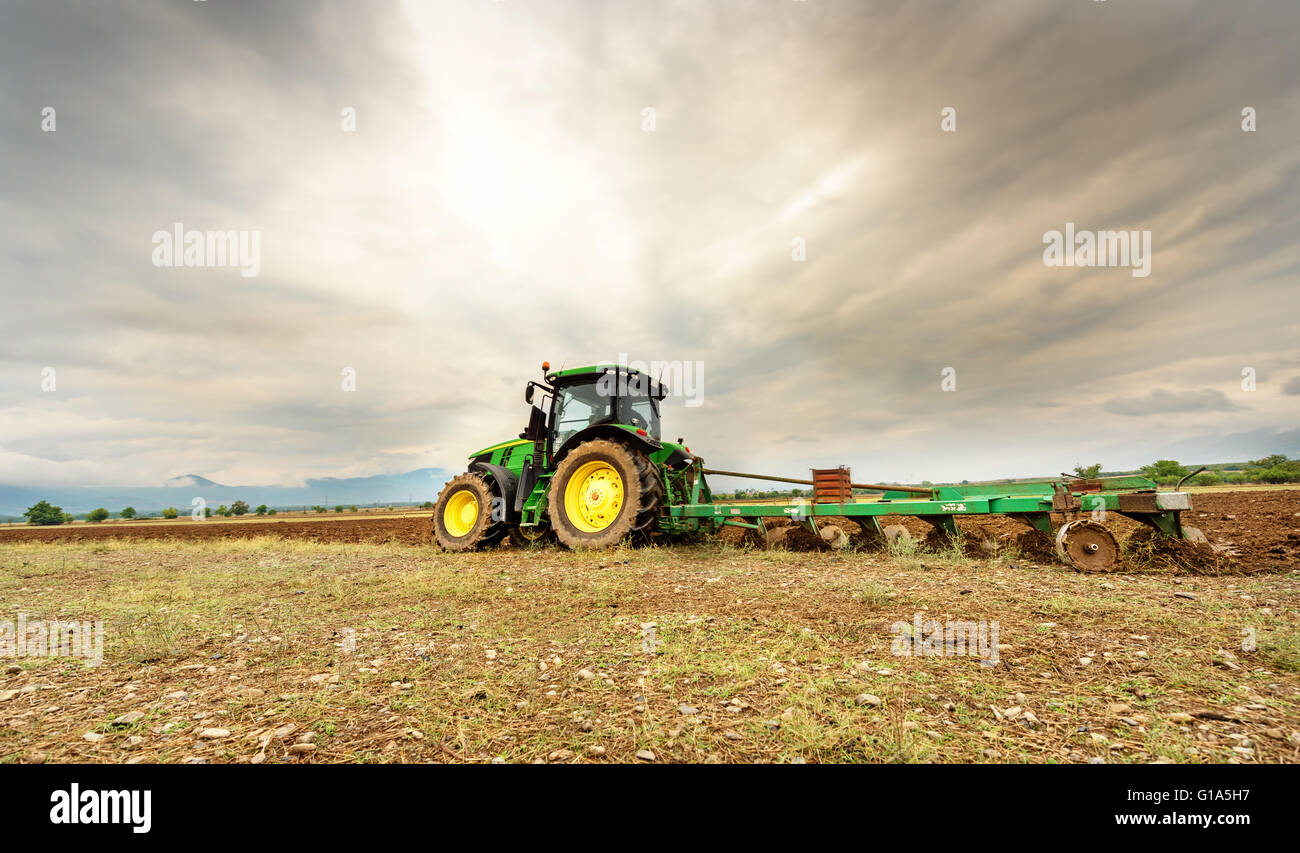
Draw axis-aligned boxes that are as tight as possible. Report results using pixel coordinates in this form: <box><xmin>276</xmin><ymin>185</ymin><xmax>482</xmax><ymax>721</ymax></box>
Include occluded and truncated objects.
<box><xmin>433</xmin><ymin>473</ymin><xmax>506</xmax><ymax>551</ymax></box>
<box><xmin>548</xmin><ymin>439</ymin><xmax>657</xmax><ymax>549</ymax></box>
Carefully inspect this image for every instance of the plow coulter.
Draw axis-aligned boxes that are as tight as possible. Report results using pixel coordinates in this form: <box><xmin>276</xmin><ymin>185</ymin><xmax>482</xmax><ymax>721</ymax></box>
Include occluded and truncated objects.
<box><xmin>433</xmin><ymin>361</ymin><xmax>1203</xmax><ymax>572</ymax></box>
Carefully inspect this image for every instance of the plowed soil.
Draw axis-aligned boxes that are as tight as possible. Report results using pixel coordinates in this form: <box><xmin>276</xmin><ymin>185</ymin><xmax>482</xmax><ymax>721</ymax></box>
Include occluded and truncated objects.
<box><xmin>2</xmin><ymin>490</ymin><xmax>1296</xmax><ymax>572</ymax></box>
<box><xmin>0</xmin><ymin>516</ymin><xmax>434</xmax><ymax>546</ymax></box>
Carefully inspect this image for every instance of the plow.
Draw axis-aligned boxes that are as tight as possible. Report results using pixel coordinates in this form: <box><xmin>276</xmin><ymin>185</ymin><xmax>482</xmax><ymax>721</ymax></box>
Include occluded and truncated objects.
<box><xmin>433</xmin><ymin>362</ymin><xmax>1205</xmax><ymax>572</ymax></box>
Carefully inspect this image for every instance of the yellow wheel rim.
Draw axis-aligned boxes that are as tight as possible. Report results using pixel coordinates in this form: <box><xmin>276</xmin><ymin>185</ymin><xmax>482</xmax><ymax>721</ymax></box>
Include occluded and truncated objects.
<box><xmin>443</xmin><ymin>489</ymin><xmax>479</xmax><ymax>538</ymax></box>
<box><xmin>564</xmin><ymin>460</ymin><xmax>624</xmax><ymax>533</ymax></box>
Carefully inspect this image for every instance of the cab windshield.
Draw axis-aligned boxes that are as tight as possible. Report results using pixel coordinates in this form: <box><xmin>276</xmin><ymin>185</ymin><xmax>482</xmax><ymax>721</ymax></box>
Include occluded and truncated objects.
<box><xmin>552</xmin><ymin>382</ymin><xmax>612</xmax><ymax>449</ymax></box>
<box><xmin>551</xmin><ymin>375</ymin><xmax>661</xmax><ymax>448</ymax></box>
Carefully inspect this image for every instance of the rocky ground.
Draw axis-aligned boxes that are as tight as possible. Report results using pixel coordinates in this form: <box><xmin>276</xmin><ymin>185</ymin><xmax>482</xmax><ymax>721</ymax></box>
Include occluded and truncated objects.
<box><xmin>1</xmin><ymin>536</ymin><xmax>1296</xmax><ymax>763</ymax></box>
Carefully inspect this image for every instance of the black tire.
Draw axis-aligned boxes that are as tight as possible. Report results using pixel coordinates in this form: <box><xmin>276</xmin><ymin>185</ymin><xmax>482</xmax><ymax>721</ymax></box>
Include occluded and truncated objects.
<box><xmin>631</xmin><ymin>450</ymin><xmax>664</xmax><ymax>531</ymax></box>
<box><xmin>548</xmin><ymin>439</ymin><xmax>656</xmax><ymax>549</ymax></box>
<box><xmin>433</xmin><ymin>473</ymin><xmax>506</xmax><ymax>551</ymax></box>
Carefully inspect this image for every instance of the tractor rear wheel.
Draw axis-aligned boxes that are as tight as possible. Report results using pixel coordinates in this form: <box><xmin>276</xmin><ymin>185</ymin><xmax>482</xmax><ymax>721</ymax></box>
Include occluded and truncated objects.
<box><xmin>433</xmin><ymin>473</ymin><xmax>506</xmax><ymax>551</ymax></box>
<box><xmin>548</xmin><ymin>439</ymin><xmax>658</xmax><ymax>549</ymax></box>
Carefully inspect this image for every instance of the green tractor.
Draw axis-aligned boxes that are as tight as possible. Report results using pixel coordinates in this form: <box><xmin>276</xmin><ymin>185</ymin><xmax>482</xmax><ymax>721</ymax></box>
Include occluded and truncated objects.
<box><xmin>432</xmin><ymin>362</ymin><xmax>704</xmax><ymax>550</ymax></box>
<box><xmin>432</xmin><ymin>362</ymin><xmax>1208</xmax><ymax>569</ymax></box>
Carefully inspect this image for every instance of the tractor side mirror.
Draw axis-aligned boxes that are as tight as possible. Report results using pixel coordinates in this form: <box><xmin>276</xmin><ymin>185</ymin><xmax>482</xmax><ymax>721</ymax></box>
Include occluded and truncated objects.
<box><xmin>525</xmin><ymin>384</ymin><xmax>535</xmax><ymax>404</ymax></box>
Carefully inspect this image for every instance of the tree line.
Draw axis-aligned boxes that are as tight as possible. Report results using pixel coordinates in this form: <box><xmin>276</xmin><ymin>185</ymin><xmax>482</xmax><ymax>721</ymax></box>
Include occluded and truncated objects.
<box><xmin>14</xmin><ymin>499</ymin><xmax>387</xmax><ymax>525</ymax></box>
<box><xmin>1074</xmin><ymin>455</ymin><xmax>1300</xmax><ymax>486</ymax></box>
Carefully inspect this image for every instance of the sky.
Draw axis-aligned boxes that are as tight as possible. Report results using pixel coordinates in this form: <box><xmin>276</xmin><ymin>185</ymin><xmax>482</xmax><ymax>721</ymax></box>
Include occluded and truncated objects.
<box><xmin>0</xmin><ymin>0</ymin><xmax>1297</xmax><ymax>489</ymax></box>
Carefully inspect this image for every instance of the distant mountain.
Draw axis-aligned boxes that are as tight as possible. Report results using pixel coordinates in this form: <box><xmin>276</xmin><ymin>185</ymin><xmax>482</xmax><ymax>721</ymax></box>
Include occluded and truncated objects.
<box><xmin>163</xmin><ymin>474</ymin><xmax>222</xmax><ymax>489</ymax></box>
<box><xmin>0</xmin><ymin>468</ymin><xmax>452</xmax><ymax>516</ymax></box>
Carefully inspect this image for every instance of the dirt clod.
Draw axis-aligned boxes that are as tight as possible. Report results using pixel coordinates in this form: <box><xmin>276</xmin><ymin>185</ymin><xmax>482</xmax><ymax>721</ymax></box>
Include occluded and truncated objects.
<box><xmin>1123</xmin><ymin>527</ymin><xmax>1239</xmax><ymax>575</ymax></box>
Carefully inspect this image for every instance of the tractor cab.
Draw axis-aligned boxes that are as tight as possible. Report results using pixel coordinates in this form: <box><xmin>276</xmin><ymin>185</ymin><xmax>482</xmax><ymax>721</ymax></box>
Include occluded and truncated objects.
<box><xmin>525</xmin><ymin>363</ymin><xmax>666</xmax><ymax>458</ymax></box>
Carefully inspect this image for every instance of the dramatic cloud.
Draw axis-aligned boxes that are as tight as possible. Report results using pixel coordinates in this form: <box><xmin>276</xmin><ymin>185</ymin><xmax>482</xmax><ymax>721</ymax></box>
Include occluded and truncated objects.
<box><xmin>1103</xmin><ymin>389</ymin><xmax>1239</xmax><ymax>416</ymax></box>
<box><xmin>1</xmin><ymin>0</ymin><xmax>1297</xmax><ymax>490</ymax></box>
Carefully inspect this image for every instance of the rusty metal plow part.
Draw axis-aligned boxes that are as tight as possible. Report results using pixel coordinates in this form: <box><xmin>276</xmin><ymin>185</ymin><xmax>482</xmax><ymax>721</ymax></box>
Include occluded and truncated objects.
<box><xmin>1055</xmin><ymin>519</ymin><xmax>1120</xmax><ymax>572</ymax></box>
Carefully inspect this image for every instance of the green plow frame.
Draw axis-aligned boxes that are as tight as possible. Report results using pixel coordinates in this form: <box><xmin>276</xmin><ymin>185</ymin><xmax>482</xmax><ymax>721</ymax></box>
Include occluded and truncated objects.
<box><xmin>665</xmin><ymin>472</ymin><xmax>1196</xmax><ymax>551</ymax></box>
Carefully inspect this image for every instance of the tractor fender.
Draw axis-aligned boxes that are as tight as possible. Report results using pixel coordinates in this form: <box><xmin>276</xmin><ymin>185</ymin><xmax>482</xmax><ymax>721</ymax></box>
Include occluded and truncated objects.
<box><xmin>554</xmin><ymin>425</ymin><xmax>662</xmax><ymax>466</ymax></box>
<box><xmin>468</xmin><ymin>461</ymin><xmax>519</xmax><ymax>523</ymax></box>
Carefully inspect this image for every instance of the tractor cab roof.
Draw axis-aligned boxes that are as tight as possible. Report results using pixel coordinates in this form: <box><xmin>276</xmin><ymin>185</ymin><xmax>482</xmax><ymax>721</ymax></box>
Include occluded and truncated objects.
<box><xmin>545</xmin><ymin>363</ymin><xmax>668</xmax><ymax>399</ymax></box>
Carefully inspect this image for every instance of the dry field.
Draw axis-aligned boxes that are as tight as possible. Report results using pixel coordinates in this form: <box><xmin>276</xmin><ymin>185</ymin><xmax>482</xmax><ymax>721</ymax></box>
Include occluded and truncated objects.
<box><xmin>0</xmin><ymin>489</ymin><xmax>1297</xmax><ymax>764</ymax></box>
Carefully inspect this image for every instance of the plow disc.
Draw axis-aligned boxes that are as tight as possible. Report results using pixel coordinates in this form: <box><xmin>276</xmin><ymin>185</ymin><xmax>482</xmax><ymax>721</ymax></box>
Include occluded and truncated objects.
<box><xmin>1055</xmin><ymin>519</ymin><xmax>1120</xmax><ymax>572</ymax></box>
<box><xmin>882</xmin><ymin>524</ymin><xmax>912</xmax><ymax>546</ymax></box>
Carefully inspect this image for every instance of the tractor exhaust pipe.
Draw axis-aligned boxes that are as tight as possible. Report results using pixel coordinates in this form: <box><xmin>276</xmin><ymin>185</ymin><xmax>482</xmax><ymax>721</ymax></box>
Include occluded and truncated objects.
<box><xmin>701</xmin><ymin>468</ymin><xmax>933</xmax><ymax>496</ymax></box>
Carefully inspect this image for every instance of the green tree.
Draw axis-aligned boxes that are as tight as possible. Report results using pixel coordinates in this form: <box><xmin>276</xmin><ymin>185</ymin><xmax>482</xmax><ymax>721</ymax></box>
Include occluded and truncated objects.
<box><xmin>204</xmin><ymin>506</ymin><xmax>213</xmax><ymax>518</ymax></box>
<box><xmin>349</xmin><ymin>505</ymin><xmax>358</xmax><ymax>512</ymax></box>
<box><xmin>267</xmin><ymin>508</ymin><xmax>277</xmax><ymax>516</ymax></box>
<box><xmin>255</xmin><ymin>504</ymin><xmax>268</xmax><ymax>516</ymax></box>
<box><xmin>120</xmin><ymin>506</ymin><xmax>137</xmax><ymax>519</ymax></box>
<box><xmin>87</xmin><ymin>507</ymin><xmax>110</xmax><ymax>523</ymax></box>
<box><xmin>231</xmin><ymin>500</ymin><xmax>250</xmax><ymax>516</ymax></box>
<box><xmin>1072</xmin><ymin>463</ymin><xmax>1103</xmax><ymax>478</ymax></box>
<box><xmin>23</xmin><ymin>500</ymin><xmax>67</xmax><ymax>526</ymax></box>
<box><xmin>334</xmin><ymin>505</ymin><xmax>344</xmax><ymax>512</ymax></box>
<box><xmin>1140</xmin><ymin>459</ymin><xmax>1188</xmax><ymax>480</ymax></box>
<box><xmin>1244</xmin><ymin>454</ymin><xmax>1299</xmax><ymax>484</ymax></box>
<box><xmin>162</xmin><ymin>507</ymin><xmax>179</xmax><ymax>519</ymax></box>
